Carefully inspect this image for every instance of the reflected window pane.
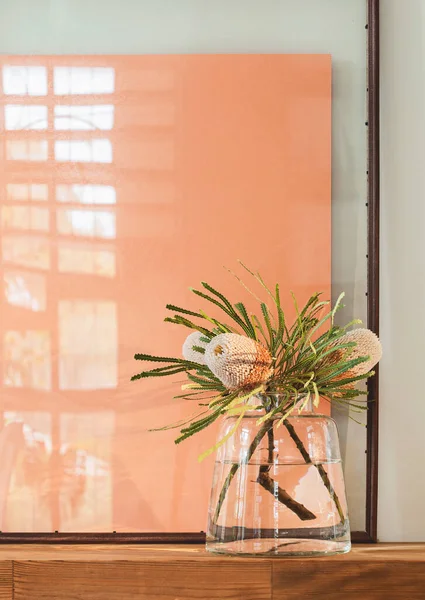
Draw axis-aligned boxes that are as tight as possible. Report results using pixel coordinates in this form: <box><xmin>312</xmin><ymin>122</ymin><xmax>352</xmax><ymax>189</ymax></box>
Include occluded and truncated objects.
<box><xmin>1</xmin><ymin>206</ymin><xmax>49</xmax><ymax>232</ymax></box>
<box><xmin>2</xmin><ymin>236</ymin><xmax>50</xmax><ymax>270</ymax></box>
<box><xmin>59</xmin><ymin>301</ymin><xmax>117</xmax><ymax>390</ymax></box>
<box><xmin>7</xmin><ymin>140</ymin><xmax>48</xmax><ymax>161</ymax></box>
<box><xmin>5</xmin><ymin>105</ymin><xmax>48</xmax><ymax>130</ymax></box>
<box><xmin>1</xmin><ymin>206</ymin><xmax>30</xmax><ymax>230</ymax></box>
<box><xmin>2</xmin><ymin>66</ymin><xmax>47</xmax><ymax>96</ymax></box>
<box><xmin>57</xmin><ymin>209</ymin><xmax>115</xmax><ymax>238</ymax></box>
<box><xmin>54</xmin><ymin>67</ymin><xmax>114</xmax><ymax>95</ymax></box>
<box><xmin>54</xmin><ymin>140</ymin><xmax>112</xmax><ymax>163</ymax></box>
<box><xmin>4</xmin><ymin>270</ymin><xmax>46</xmax><ymax>311</ymax></box>
<box><xmin>59</xmin><ymin>412</ymin><xmax>114</xmax><ymax>531</ymax></box>
<box><xmin>3</xmin><ymin>331</ymin><xmax>51</xmax><ymax>390</ymax></box>
<box><xmin>3</xmin><ymin>411</ymin><xmax>52</xmax><ymax>532</ymax></box>
<box><xmin>54</xmin><ymin>105</ymin><xmax>114</xmax><ymax>131</ymax></box>
<box><xmin>58</xmin><ymin>242</ymin><xmax>115</xmax><ymax>277</ymax></box>
<box><xmin>56</xmin><ymin>184</ymin><xmax>116</xmax><ymax>205</ymax></box>
<box><xmin>7</xmin><ymin>183</ymin><xmax>48</xmax><ymax>202</ymax></box>
<box><xmin>31</xmin><ymin>184</ymin><xmax>48</xmax><ymax>201</ymax></box>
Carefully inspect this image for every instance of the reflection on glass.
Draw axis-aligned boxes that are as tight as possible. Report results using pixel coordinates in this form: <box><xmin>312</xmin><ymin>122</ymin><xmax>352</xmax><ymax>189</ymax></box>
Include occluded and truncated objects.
<box><xmin>58</xmin><ymin>242</ymin><xmax>115</xmax><ymax>277</ymax></box>
<box><xmin>2</xmin><ymin>410</ymin><xmax>114</xmax><ymax>532</ymax></box>
<box><xmin>54</xmin><ymin>67</ymin><xmax>115</xmax><ymax>95</ymax></box>
<box><xmin>0</xmin><ymin>57</ymin><xmax>183</xmax><ymax>534</ymax></box>
<box><xmin>54</xmin><ymin>140</ymin><xmax>112</xmax><ymax>163</ymax></box>
<box><xmin>2</xmin><ymin>236</ymin><xmax>50</xmax><ymax>270</ymax></box>
<box><xmin>1</xmin><ymin>206</ymin><xmax>49</xmax><ymax>232</ymax></box>
<box><xmin>3</xmin><ymin>270</ymin><xmax>46</xmax><ymax>311</ymax></box>
<box><xmin>6</xmin><ymin>140</ymin><xmax>48</xmax><ymax>161</ymax></box>
<box><xmin>3</xmin><ymin>331</ymin><xmax>51</xmax><ymax>390</ymax></box>
<box><xmin>56</xmin><ymin>184</ymin><xmax>116</xmax><ymax>205</ymax></box>
<box><xmin>4</xmin><ymin>104</ymin><xmax>48</xmax><ymax>130</ymax></box>
<box><xmin>1</xmin><ymin>59</ymin><xmax>119</xmax><ymax>534</ymax></box>
<box><xmin>2</xmin><ymin>66</ymin><xmax>47</xmax><ymax>96</ymax></box>
<box><xmin>54</xmin><ymin>105</ymin><xmax>114</xmax><ymax>131</ymax></box>
<box><xmin>2</xmin><ymin>412</ymin><xmax>52</xmax><ymax>532</ymax></box>
<box><xmin>7</xmin><ymin>183</ymin><xmax>48</xmax><ymax>202</ymax></box>
<box><xmin>59</xmin><ymin>301</ymin><xmax>117</xmax><ymax>390</ymax></box>
<box><xmin>59</xmin><ymin>412</ymin><xmax>114</xmax><ymax>530</ymax></box>
<box><xmin>57</xmin><ymin>208</ymin><xmax>115</xmax><ymax>238</ymax></box>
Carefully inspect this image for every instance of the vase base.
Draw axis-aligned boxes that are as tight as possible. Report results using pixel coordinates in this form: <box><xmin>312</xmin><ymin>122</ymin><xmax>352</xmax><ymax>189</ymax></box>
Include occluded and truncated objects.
<box><xmin>206</xmin><ymin>538</ymin><xmax>351</xmax><ymax>557</ymax></box>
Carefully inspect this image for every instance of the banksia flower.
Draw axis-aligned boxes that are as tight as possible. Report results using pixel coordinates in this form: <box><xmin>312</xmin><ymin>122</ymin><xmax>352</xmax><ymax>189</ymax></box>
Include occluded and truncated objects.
<box><xmin>204</xmin><ymin>333</ymin><xmax>273</xmax><ymax>390</ymax></box>
<box><xmin>182</xmin><ymin>331</ymin><xmax>209</xmax><ymax>364</ymax></box>
<box><xmin>323</xmin><ymin>328</ymin><xmax>382</xmax><ymax>391</ymax></box>
<box><xmin>336</xmin><ymin>328</ymin><xmax>382</xmax><ymax>375</ymax></box>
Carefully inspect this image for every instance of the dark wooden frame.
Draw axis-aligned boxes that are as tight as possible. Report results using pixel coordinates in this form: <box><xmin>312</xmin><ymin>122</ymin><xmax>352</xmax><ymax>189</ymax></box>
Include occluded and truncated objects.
<box><xmin>0</xmin><ymin>0</ymin><xmax>379</xmax><ymax>544</ymax></box>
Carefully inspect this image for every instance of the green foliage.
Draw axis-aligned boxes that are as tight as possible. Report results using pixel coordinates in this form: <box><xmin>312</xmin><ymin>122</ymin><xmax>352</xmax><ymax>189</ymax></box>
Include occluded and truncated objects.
<box><xmin>132</xmin><ymin>264</ymin><xmax>374</xmax><ymax>453</ymax></box>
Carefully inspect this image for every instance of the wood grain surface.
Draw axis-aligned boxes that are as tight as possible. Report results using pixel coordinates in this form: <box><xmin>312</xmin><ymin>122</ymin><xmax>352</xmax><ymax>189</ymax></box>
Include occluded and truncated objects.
<box><xmin>0</xmin><ymin>562</ymin><xmax>12</xmax><ymax>600</ymax></box>
<box><xmin>0</xmin><ymin>544</ymin><xmax>424</xmax><ymax>599</ymax></box>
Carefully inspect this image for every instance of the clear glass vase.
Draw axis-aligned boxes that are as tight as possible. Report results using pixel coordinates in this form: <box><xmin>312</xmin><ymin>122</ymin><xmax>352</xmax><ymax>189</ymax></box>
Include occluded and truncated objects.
<box><xmin>206</xmin><ymin>394</ymin><xmax>351</xmax><ymax>556</ymax></box>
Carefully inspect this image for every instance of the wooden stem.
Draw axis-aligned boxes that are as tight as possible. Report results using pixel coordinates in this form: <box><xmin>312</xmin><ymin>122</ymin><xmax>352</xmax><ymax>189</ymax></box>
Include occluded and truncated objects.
<box><xmin>257</xmin><ymin>418</ymin><xmax>316</xmax><ymax>521</ymax></box>
<box><xmin>283</xmin><ymin>420</ymin><xmax>346</xmax><ymax>524</ymax></box>
<box><xmin>213</xmin><ymin>415</ymin><xmax>346</xmax><ymax>526</ymax></box>
<box><xmin>213</xmin><ymin>421</ymin><xmax>272</xmax><ymax>524</ymax></box>
<box><xmin>257</xmin><ymin>471</ymin><xmax>317</xmax><ymax>521</ymax></box>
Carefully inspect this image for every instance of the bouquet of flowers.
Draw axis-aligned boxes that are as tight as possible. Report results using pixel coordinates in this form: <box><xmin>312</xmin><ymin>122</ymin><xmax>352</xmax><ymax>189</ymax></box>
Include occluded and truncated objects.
<box><xmin>132</xmin><ymin>264</ymin><xmax>382</xmax><ymax>461</ymax></box>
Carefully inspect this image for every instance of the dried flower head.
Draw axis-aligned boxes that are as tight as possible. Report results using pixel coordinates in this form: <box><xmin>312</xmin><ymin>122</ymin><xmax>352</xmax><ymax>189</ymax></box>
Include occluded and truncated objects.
<box><xmin>205</xmin><ymin>333</ymin><xmax>273</xmax><ymax>390</ymax></box>
<box><xmin>182</xmin><ymin>331</ymin><xmax>209</xmax><ymax>365</ymax></box>
<box><xmin>331</xmin><ymin>328</ymin><xmax>382</xmax><ymax>376</ymax></box>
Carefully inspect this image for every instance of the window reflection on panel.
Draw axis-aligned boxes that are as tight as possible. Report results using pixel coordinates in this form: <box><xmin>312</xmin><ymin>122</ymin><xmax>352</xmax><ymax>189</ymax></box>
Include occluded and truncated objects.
<box><xmin>57</xmin><ymin>209</ymin><xmax>115</xmax><ymax>239</ymax></box>
<box><xmin>59</xmin><ymin>301</ymin><xmax>117</xmax><ymax>390</ymax></box>
<box><xmin>5</xmin><ymin>105</ymin><xmax>48</xmax><ymax>130</ymax></box>
<box><xmin>54</xmin><ymin>140</ymin><xmax>112</xmax><ymax>163</ymax></box>
<box><xmin>54</xmin><ymin>105</ymin><xmax>114</xmax><ymax>131</ymax></box>
<box><xmin>54</xmin><ymin>67</ymin><xmax>115</xmax><ymax>95</ymax></box>
<box><xmin>59</xmin><ymin>412</ymin><xmax>114</xmax><ymax>531</ymax></box>
<box><xmin>58</xmin><ymin>242</ymin><xmax>115</xmax><ymax>277</ymax></box>
<box><xmin>56</xmin><ymin>184</ymin><xmax>116</xmax><ymax>205</ymax></box>
<box><xmin>1</xmin><ymin>206</ymin><xmax>49</xmax><ymax>232</ymax></box>
<box><xmin>7</xmin><ymin>183</ymin><xmax>48</xmax><ymax>202</ymax></box>
<box><xmin>2</xmin><ymin>412</ymin><xmax>52</xmax><ymax>532</ymax></box>
<box><xmin>3</xmin><ymin>331</ymin><xmax>51</xmax><ymax>390</ymax></box>
<box><xmin>4</xmin><ymin>270</ymin><xmax>46</xmax><ymax>311</ymax></box>
<box><xmin>2</xmin><ymin>66</ymin><xmax>47</xmax><ymax>96</ymax></box>
<box><xmin>1</xmin><ymin>236</ymin><xmax>50</xmax><ymax>270</ymax></box>
<box><xmin>6</xmin><ymin>140</ymin><xmax>48</xmax><ymax>161</ymax></box>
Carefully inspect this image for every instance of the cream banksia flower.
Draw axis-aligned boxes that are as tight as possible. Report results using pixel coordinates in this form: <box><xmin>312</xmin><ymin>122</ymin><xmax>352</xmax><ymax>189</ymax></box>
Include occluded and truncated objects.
<box><xmin>323</xmin><ymin>328</ymin><xmax>382</xmax><ymax>392</ymax></box>
<box><xmin>335</xmin><ymin>328</ymin><xmax>382</xmax><ymax>375</ymax></box>
<box><xmin>204</xmin><ymin>333</ymin><xmax>273</xmax><ymax>390</ymax></box>
<box><xmin>182</xmin><ymin>331</ymin><xmax>209</xmax><ymax>365</ymax></box>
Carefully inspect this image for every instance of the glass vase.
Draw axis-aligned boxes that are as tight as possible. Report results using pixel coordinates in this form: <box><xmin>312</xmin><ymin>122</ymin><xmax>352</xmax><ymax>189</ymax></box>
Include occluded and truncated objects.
<box><xmin>206</xmin><ymin>394</ymin><xmax>351</xmax><ymax>556</ymax></box>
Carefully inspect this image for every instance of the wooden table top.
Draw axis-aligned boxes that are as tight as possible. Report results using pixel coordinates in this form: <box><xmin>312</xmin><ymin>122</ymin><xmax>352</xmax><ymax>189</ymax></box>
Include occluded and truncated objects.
<box><xmin>0</xmin><ymin>542</ymin><xmax>424</xmax><ymax>561</ymax></box>
<box><xmin>0</xmin><ymin>543</ymin><xmax>423</xmax><ymax>599</ymax></box>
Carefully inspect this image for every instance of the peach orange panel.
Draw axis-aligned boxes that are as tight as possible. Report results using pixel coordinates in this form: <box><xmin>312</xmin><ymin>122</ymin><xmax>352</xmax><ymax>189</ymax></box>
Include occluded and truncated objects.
<box><xmin>0</xmin><ymin>54</ymin><xmax>331</xmax><ymax>532</ymax></box>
